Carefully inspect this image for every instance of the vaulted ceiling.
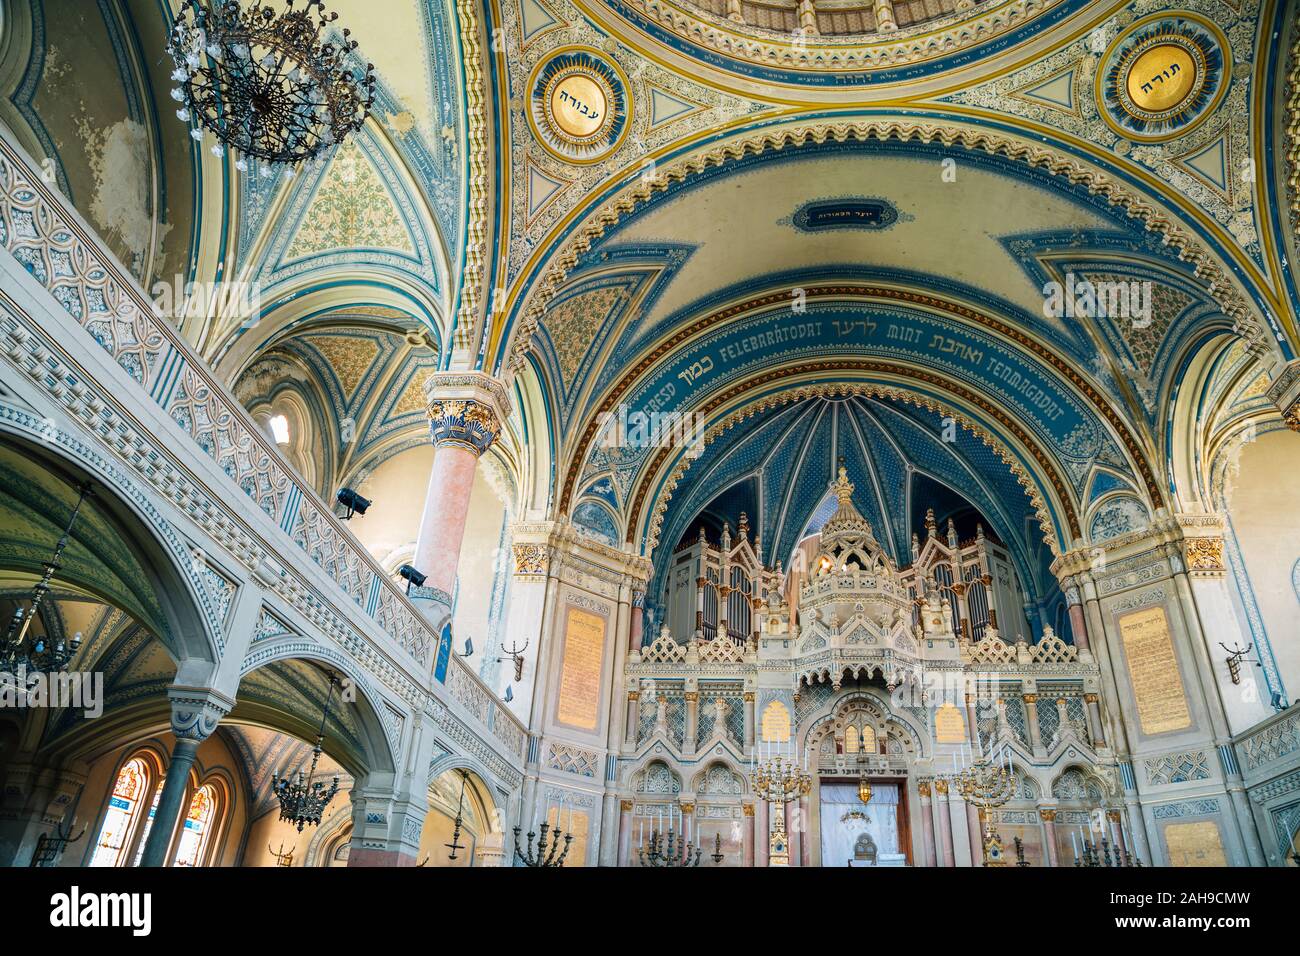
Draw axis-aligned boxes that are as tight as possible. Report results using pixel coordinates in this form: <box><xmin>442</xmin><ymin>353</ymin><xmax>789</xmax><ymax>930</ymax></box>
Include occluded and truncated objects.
<box><xmin>3</xmin><ymin>0</ymin><xmax>1297</xmax><ymax>619</ymax></box>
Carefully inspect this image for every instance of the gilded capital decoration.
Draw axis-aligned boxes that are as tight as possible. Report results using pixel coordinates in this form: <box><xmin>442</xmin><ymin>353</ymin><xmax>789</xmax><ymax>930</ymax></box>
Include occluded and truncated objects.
<box><xmin>680</xmin><ymin>802</ymin><xmax>695</xmax><ymax>814</ymax></box>
<box><xmin>620</xmin><ymin>799</ymin><xmax>634</xmax><ymax>812</ymax></box>
<box><xmin>1107</xmin><ymin>810</ymin><xmax>1122</xmax><ymax>823</ymax></box>
<box><xmin>628</xmin><ymin>691</ymin><xmax>640</xmax><ymax>701</ymax></box>
<box><xmin>424</xmin><ymin>372</ymin><xmax>510</xmax><ymax>456</ymax></box>
<box><xmin>1184</xmin><ymin>536</ymin><xmax>1226</xmax><ymax>576</ymax></box>
<box><xmin>684</xmin><ymin>691</ymin><xmax>699</xmax><ymax>702</ymax></box>
<box><xmin>1085</xmin><ymin>693</ymin><xmax>1099</xmax><ymax>704</ymax></box>
<box><xmin>918</xmin><ymin>781</ymin><xmax>931</xmax><ymax>798</ymax></box>
<box><xmin>428</xmin><ymin>397</ymin><xmax>502</xmax><ymax>456</ymax></box>
<box><xmin>742</xmin><ymin>803</ymin><xmax>755</xmax><ymax>817</ymax></box>
<box><xmin>934</xmin><ymin>779</ymin><xmax>949</xmax><ymax>795</ymax></box>
<box><xmin>512</xmin><ymin>542</ymin><xmax>549</xmax><ymax>576</ymax></box>
<box><xmin>1023</xmin><ymin>694</ymin><xmax>1039</xmax><ymax>705</ymax></box>
<box><xmin>743</xmin><ymin>692</ymin><xmax>755</xmax><ymax>702</ymax></box>
<box><xmin>1039</xmin><ymin>809</ymin><xmax>1057</xmax><ymax>822</ymax></box>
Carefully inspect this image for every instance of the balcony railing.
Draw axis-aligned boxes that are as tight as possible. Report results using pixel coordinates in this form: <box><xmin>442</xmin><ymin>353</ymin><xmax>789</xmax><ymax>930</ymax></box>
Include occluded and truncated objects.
<box><xmin>0</xmin><ymin>125</ymin><xmax>525</xmax><ymax>763</ymax></box>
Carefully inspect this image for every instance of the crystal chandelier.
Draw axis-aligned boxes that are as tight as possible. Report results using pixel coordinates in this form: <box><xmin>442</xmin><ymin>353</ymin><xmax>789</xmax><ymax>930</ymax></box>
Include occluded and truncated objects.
<box><xmin>1</xmin><ymin>484</ymin><xmax>90</xmax><ymax>674</ymax></box>
<box><xmin>271</xmin><ymin>673</ymin><xmax>341</xmax><ymax>830</ymax></box>
<box><xmin>166</xmin><ymin>0</ymin><xmax>376</xmax><ymax>170</ymax></box>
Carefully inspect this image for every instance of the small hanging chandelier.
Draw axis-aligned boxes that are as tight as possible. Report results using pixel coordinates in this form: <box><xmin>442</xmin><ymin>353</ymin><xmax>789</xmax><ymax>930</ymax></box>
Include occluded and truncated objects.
<box><xmin>857</xmin><ymin>773</ymin><xmax>873</xmax><ymax>806</ymax></box>
<box><xmin>272</xmin><ymin>672</ymin><xmax>341</xmax><ymax>830</ymax></box>
<box><xmin>1</xmin><ymin>484</ymin><xmax>90</xmax><ymax>675</ymax></box>
<box><xmin>166</xmin><ymin>0</ymin><xmax>376</xmax><ymax>171</ymax></box>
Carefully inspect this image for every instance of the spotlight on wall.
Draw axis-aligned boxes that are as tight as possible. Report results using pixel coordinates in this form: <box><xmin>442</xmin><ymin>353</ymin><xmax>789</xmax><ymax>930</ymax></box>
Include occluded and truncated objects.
<box><xmin>398</xmin><ymin>563</ymin><xmax>426</xmax><ymax>594</ymax></box>
<box><xmin>336</xmin><ymin>487</ymin><xmax>371</xmax><ymax>519</ymax></box>
<box><xmin>503</xmin><ymin>686</ymin><xmax>514</xmax><ymax>703</ymax></box>
<box><xmin>457</xmin><ymin>637</ymin><xmax>474</xmax><ymax>657</ymax></box>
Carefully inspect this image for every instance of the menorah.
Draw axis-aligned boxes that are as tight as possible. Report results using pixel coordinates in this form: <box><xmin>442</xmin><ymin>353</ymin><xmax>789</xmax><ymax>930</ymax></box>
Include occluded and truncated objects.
<box><xmin>1074</xmin><ymin>834</ymin><xmax>1141</xmax><ymax>867</ymax></box>
<box><xmin>512</xmin><ymin>821</ymin><xmax>573</xmax><ymax>867</ymax></box>
<box><xmin>950</xmin><ymin>753</ymin><xmax>1015</xmax><ymax>866</ymax></box>
<box><xmin>638</xmin><ymin>827</ymin><xmax>703</xmax><ymax>867</ymax></box>
<box><xmin>749</xmin><ymin>754</ymin><xmax>812</xmax><ymax>867</ymax></box>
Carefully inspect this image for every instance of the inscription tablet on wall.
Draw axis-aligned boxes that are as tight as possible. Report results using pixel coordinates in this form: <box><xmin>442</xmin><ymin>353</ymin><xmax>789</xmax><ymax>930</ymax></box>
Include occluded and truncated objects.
<box><xmin>1119</xmin><ymin>605</ymin><xmax>1191</xmax><ymax>735</ymax></box>
<box><xmin>556</xmin><ymin>607</ymin><xmax>606</xmax><ymax>731</ymax></box>
<box><xmin>1164</xmin><ymin>821</ymin><xmax>1227</xmax><ymax>867</ymax></box>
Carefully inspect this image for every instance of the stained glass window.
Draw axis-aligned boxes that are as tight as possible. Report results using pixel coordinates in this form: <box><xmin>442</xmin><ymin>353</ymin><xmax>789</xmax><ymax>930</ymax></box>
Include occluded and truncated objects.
<box><xmin>89</xmin><ymin>757</ymin><xmax>149</xmax><ymax>867</ymax></box>
<box><xmin>172</xmin><ymin>784</ymin><xmax>217</xmax><ymax>867</ymax></box>
<box><xmin>844</xmin><ymin>725</ymin><xmax>859</xmax><ymax>754</ymax></box>
<box><xmin>130</xmin><ymin>782</ymin><xmax>164</xmax><ymax>867</ymax></box>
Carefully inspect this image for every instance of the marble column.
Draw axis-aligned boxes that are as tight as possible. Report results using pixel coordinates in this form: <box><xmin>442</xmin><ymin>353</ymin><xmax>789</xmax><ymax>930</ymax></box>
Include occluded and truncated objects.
<box><xmin>754</xmin><ymin>801</ymin><xmax>768</xmax><ymax>867</ymax></box>
<box><xmin>934</xmin><ymin>779</ymin><xmax>956</xmax><ymax>867</ymax></box>
<box><xmin>799</xmin><ymin>795</ymin><xmax>811</xmax><ymax>867</ymax></box>
<box><xmin>964</xmin><ymin>797</ymin><xmax>983</xmax><ymax>866</ymax></box>
<box><xmin>683</xmin><ymin>691</ymin><xmax>699</xmax><ymax>758</ymax></box>
<box><xmin>1039</xmin><ymin>808</ymin><xmax>1060</xmax><ymax>867</ymax></box>
<box><xmin>787</xmin><ymin>799</ymin><xmax>800</xmax><ymax>867</ymax></box>
<box><xmin>1066</xmin><ymin>600</ymin><xmax>1091</xmax><ymax>652</ymax></box>
<box><xmin>742</xmin><ymin>691</ymin><xmax>756</xmax><ymax>748</ymax></box>
<box><xmin>1083</xmin><ymin>693</ymin><xmax>1106</xmax><ymax>749</ymax></box>
<box><xmin>624</xmin><ymin>691</ymin><xmax>640</xmax><ymax>747</ymax></box>
<box><xmin>410</xmin><ymin>374</ymin><xmax>509</xmax><ymax>623</ymax></box>
<box><xmin>617</xmin><ymin>800</ymin><xmax>633</xmax><ymax>866</ymax></box>
<box><xmin>139</xmin><ymin>686</ymin><xmax>232</xmax><ymax>867</ymax></box>
<box><xmin>1023</xmin><ymin>694</ymin><xmax>1043</xmax><ymax>755</ymax></box>
<box><xmin>630</xmin><ymin>590</ymin><xmax>645</xmax><ymax>649</ymax></box>
<box><xmin>742</xmin><ymin>803</ymin><xmax>755</xmax><ymax>866</ymax></box>
<box><xmin>917</xmin><ymin>781</ymin><xmax>937</xmax><ymax>867</ymax></box>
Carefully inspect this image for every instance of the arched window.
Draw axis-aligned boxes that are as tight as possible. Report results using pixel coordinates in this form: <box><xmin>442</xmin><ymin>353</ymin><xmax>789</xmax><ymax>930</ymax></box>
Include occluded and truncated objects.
<box><xmin>90</xmin><ymin>756</ymin><xmax>152</xmax><ymax>867</ymax></box>
<box><xmin>844</xmin><ymin>725</ymin><xmax>860</xmax><ymax>754</ymax></box>
<box><xmin>173</xmin><ymin>783</ymin><xmax>219</xmax><ymax>867</ymax></box>
<box><xmin>861</xmin><ymin>724</ymin><xmax>877</xmax><ymax>753</ymax></box>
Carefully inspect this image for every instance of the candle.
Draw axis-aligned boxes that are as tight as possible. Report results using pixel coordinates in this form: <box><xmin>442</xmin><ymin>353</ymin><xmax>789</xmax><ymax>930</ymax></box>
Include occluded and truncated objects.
<box><xmin>1071</xmin><ymin>830</ymin><xmax>1080</xmax><ymax>860</ymax></box>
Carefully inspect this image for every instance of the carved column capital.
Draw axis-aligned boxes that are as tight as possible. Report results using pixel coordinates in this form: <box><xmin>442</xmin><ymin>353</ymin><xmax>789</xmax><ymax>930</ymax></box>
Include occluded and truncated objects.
<box><xmin>620</xmin><ymin>799</ymin><xmax>634</xmax><ymax>812</ymax></box>
<box><xmin>167</xmin><ymin>685</ymin><xmax>234</xmax><ymax>741</ymax></box>
<box><xmin>1039</xmin><ymin>808</ymin><xmax>1057</xmax><ymax>822</ymax></box>
<box><xmin>917</xmin><ymin>780</ymin><xmax>932</xmax><ymax>798</ymax></box>
<box><xmin>1266</xmin><ymin>358</ymin><xmax>1300</xmax><ymax>432</ymax></box>
<box><xmin>934</xmin><ymin>778</ymin><xmax>949</xmax><ymax>795</ymax></box>
<box><xmin>424</xmin><ymin>372</ymin><xmax>510</xmax><ymax>456</ymax></box>
<box><xmin>742</xmin><ymin>803</ymin><xmax>755</xmax><ymax>817</ymax></box>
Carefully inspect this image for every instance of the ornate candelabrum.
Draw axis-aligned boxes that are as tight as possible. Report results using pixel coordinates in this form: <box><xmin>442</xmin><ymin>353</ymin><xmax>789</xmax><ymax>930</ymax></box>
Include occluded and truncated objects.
<box><xmin>749</xmin><ymin>754</ymin><xmax>812</xmax><ymax>866</ymax></box>
<box><xmin>638</xmin><ymin>827</ymin><xmax>703</xmax><ymax>867</ymax></box>
<box><xmin>950</xmin><ymin>752</ymin><xmax>1015</xmax><ymax>866</ymax></box>
<box><xmin>512</xmin><ymin>821</ymin><xmax>573</xmax><ymax>867</ymax></box>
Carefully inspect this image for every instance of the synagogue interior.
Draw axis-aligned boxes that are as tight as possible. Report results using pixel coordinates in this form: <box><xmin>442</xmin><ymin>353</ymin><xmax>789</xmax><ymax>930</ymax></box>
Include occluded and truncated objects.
<box><xmin>0</xmin><ymin>0</ymin><xmax>1298</xmax><ymax>872</ymax></box>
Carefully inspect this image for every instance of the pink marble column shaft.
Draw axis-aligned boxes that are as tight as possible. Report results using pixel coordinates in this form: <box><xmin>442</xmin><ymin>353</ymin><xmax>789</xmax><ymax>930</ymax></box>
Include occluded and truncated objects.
<box><xmin>413</xmin><ymin>442</ymin><xmax>479</xmax><ymax>595</ymax></box>
<box><xmin>918</xmin><ymin>785</ymin><xmax>937</xmax><ymax>866</ymax></box>
<box><xmin>936</xmin><ymin>786</ymin><xmax>956</xmax><ymax>867</ymax></box>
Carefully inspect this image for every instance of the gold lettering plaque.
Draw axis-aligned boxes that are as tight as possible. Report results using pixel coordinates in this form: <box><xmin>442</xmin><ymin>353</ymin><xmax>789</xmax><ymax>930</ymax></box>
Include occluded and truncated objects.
<box><xmin>1164</xmin><ymin>821</ymin><xmax>1226</xmax><ymax>867</ymax></box>
<box><xmin>1126</xmin><ymin>44</ymin><xmax>1197</xmax><ymax>112</ymax></box>
<box><xmin>934</xmin><ymin>702</ymin><xmax>967</xmax><ymax>744</ymax></box>
<box><xmin>761</xmin><ymin>700</ymin><xmax>791</xmax><ymax>742</ymax></box>
<box><xmin>1119</xmin><ymin>605</ymin><xmax>1191</xmax><ymax>736</ymax></box>
<box><xmin>556</xmin><ymin>607</ymin><xmax>606</xmax><ymax>731</ymax></box>
<box><xmin>550</xmin><ymin>74</ymin><xmax>606</xmax><ymax>138</ymax></box>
